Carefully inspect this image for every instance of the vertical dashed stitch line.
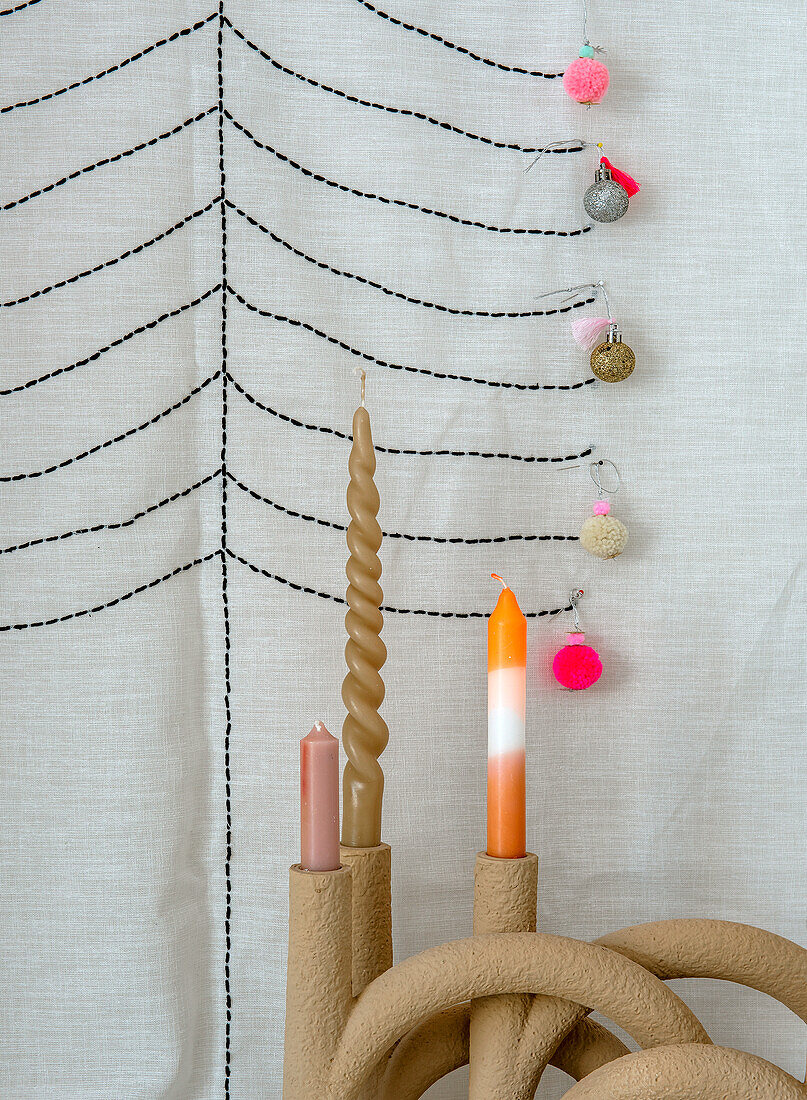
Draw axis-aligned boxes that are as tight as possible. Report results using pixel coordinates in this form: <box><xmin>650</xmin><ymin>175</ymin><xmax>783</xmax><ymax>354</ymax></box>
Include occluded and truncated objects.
<box><xmin>218</xmin><ymin>2</ymin><xmax>232</xmax><ymax>1094</ymax></box>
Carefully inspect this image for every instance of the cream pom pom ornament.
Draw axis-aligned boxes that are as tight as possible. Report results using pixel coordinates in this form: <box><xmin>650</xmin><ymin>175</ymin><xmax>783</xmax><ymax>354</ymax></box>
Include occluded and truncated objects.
<box><xmin>568</xmin><ymin>459</ymin><xmax>628</xmax><ymax>559</ymax></box>
<box><xmin>580</xmin><ymin>500</ymin><xmax>628</xmax><ymax>559</ymax></box>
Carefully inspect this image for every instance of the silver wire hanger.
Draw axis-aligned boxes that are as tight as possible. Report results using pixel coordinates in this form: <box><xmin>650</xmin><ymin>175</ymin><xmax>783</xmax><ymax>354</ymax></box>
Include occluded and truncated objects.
<box><xmin>534</xmin><ymin>281</ymin><xmax>611</xmax><ymax>319</ymax></box>
<box><xmin>564</xmin><ymin>459</ymin><xmax>622</xmax><ymax>495</ymax></box>
<box><xmin>569</xmin><ymin>588</ymin><xmax>585</xmax><ymax>631</ymax></box>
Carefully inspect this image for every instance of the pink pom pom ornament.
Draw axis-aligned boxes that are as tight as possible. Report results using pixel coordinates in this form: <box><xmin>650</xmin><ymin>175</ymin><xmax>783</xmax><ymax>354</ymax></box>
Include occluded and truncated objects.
<box><xmin>553</xmin><ymin>590</ymin><xmax>603</xmax><ymax>690</ymax></box>
<box><xmin>553</xmin><ymin>633</ymin><xmax>603</xmax><ymax>690</ymax></box>
<box><xmin>563</xmin><ymin>55</ymin><xmax>609</xmax><ymax>105</ymax></box>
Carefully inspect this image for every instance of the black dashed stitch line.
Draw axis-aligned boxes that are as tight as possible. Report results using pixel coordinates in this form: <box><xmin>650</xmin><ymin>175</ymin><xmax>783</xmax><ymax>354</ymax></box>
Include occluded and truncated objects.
<box><xmin>227</xmin><ymin>204</ymin><xmax>592</xmax><ymax>318</ymax></box>
<box><xmin>0</xmin><ymin>286</ymin><xmax>223</xmax><ymax>395</ymax></box>
<box><xmin>217</xmin><ymin>3</ymin><xmax>232</xmax><ymax>1093</ymax></box>
<box><xmin>351</xmin><ymin>0</ymin><xmax>564</xmax><ymax>77</ymax></box>
<box><xmin>0</xmin><ymin>199</ymin><xmax>221</xmax><ymax>308</ymax></box>
<box><xmin>0</xmin><ymin>0</ymin><xmax>43</xmax><ymax>14</ymax></box>
<box><xmin>226</xmin><ymin>549</ymin><xmax>571</xmax><ymax>619</ymax></box>
<box><xmin>0</xmin><ymin>371</ymin><xmax>221</xmax><ymax>481</ymax></box>
<box><xmin>228</xmin><ymin>548</ymin><xmax>344</xmax><ymax>603</ymax></box>
<box><xmin>1</xmin><ymin>108</ymin><xmax>217</xmax><ymax>211</ymax></box>
<box><xmin>0</xmin><ymin>13</ymin><xmax>218</xmax><ymax>113</ymax></box>
<box><xmin>225</xmin><ymin>113</ymin><xmax>590</xmax><ymax>238</ymax></box>
<box><xmin>222</xmin><ymin>19</ymin><xmax>580</xmax><ymax>155</ymax></box>
<box><xmin>228</xmin><ymin>286</ymin><xmax>596</xmax><ymax>391</ymax></box>
<box><xmin>227</xmin><ymin>372</ymin><xmax>592</xmax><ymax>465</ymax></box>
<box><xmin>0</xmin><ymin>546</ymin><xmax>572</xmax><ymax>629</ymax></box>
<box><xmin>0</xmin><ymin>471</ymin><xmax>223</xmax><ymax>554</ymax></box>
<box><xmin>0</xmin><ymin>551</ymin><xmax>221</xmax><ymax>631</ymax></box>
<box><xmin>227</xmin><ymin>471</ymin><xmax>578</xmax><ymax>544</ymax></box>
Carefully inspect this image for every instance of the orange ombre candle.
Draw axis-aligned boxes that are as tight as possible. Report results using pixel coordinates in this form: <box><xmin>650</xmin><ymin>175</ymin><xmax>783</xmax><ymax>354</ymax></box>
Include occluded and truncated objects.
<box><xmin>487</xmin><ymin>575</ymin><xmax>527</xmax><ymax>859</ymax></box>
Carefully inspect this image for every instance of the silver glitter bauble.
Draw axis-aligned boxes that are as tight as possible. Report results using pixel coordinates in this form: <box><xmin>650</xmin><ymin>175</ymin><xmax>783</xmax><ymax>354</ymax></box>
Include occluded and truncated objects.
<box><xmin>583</xmin><ymin>166</ymin><xmax>629</xmax><ymax>223</ymax></box>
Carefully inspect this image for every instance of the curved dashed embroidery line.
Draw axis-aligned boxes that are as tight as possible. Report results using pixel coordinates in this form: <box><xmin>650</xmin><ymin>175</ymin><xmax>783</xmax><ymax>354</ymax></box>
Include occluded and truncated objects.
<box><xmin>0</xmin><ymin>370</ymin><xmax>220</xmax><ymax>481</ymax></box>
<box><xmin>225</xmin><ymin>113</ymin><xmax>590</xmax><ymax>238</ymax></box>
<box><xmin>0</xmin><ymin>13</ymin><xmax>217</xmax><ymax>113</ymax></box>
<box><xmin>0</xmin><ymin>199</ymin><xmax>220</xmax><ymax>308</ymax></box>
<box><xmin>226</xmin><ymin>548</ymin><xmax>572</xmax><ymax>619</ymax></box>
<box><xmin>228</xmin><ymin>287</ymin><xmax>595</xmax><ymax>391</ymax></box>
<box><xmin>0</xmin><ymin>551</ymin><xmax>220</xmax><ymax>631</ymax></box>
<box><xmin>0</xmin><ymin>0</ymin><xmax>43</xmax><ymax>13</ymax></box>
<box><xmin>2</xmin><ymin>108</ymin><xmax>217</xmax><ymax>211</ymax></box>
<box><xmin>223</xmin><ymin>19</ymin><xmax>580</xmax><ymax>155</ymax></box>
<box><xmin>350</xmin><ymin>0</ymin><xmax>564</xmax><ymax>78</ymax></box>
<box><xmin>0</xmin><ymin>285</ymin><xmax>222</xmax><ymax>395</ymax></box>
<box><xmin>0</xmin><ymin>547</ymin><xmax>572</xmax><ymax>628</ymax></box>
<box><xmin>228</xmin><ymin>205</ymin><xmax>593</xmax><ymax>318</ymax></box>
<box><xmin>0</xmin><ymin>471</ymin><xmax>222</xmax><ymax>554</ymax></box>
<box><xmin>227</xmin><ymin>372</ymin><xmax>593</xmax><ymax>465</ymax></box>
<box><xmin>227</xmin><ymin>471</ymin><xmax>578</xmax><ymax>544</ymax></box>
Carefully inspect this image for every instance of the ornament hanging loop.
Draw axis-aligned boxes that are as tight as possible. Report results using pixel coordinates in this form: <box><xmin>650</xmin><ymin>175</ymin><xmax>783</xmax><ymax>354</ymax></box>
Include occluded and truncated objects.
<box><xmin>590</xmin><ymin>459</ymin><xmax>620</xmax><ymax>496</ymax></box>
<box><xmin>524</xmin><ymin>139</ymin><xmax>590</xmax><ymax>173</ymax></box>
<box><xmin>535</xmin><ymin>280</ymin><xmax>607</xmax><ymax>309</ymax></box>
<box><xmin>596</xmin><ymin>280</ymin><xmax>611</xmax><ymax>319</ymax></box>
<box><xmin>536</xmin><ymin>280</ymin><xmax>611</xmax><ymax>319</ymax></box>
<box><xmin>569</xmin><ymin>588</ymin><xmax>584</xmax><ymax>631</ymax></box>
<box><xmin>581</xmin><ymin>0</ymin><xmax>605</xmax><ymax>52</ymax></box>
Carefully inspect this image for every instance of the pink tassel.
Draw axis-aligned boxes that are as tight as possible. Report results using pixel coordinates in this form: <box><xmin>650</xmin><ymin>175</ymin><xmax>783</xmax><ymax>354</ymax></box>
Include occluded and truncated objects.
<box><xmin>571</xmin><ymin>317</ymin><xmax>612</xmax><ymax>349</ymax></box>
<box><xmin>600</xmin><ymin>156</ymin><xmax>640</xmax><ymax>197</ymax></box>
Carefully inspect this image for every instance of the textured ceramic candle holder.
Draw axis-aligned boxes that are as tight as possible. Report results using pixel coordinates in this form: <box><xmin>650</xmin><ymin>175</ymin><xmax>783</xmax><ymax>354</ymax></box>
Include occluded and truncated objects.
<box><xmin>283</xmin><ymin>848</ymin><xmax>807</xmax><ymax>1099</ymax></box>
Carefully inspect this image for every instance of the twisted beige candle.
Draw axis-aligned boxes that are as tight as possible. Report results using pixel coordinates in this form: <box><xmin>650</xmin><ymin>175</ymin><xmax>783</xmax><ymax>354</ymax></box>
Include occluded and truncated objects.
<box><xmin>341</xmin><ymin>383</ymin><xmax>389</xmax><ymax>848</ymax></box>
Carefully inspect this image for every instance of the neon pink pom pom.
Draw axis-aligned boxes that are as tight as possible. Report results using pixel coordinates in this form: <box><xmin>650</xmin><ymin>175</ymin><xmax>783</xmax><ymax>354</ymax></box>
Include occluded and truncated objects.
<box><xmin>563</xmin><ymin>58</ymin><xmax>609</xmax><ymax>105</ymax></box>
<box><xmin>592</xmin><ymin>500</ymin><xmax>610</xmax><ymax>515</ymax></box>
<box><xmin>553</xmin><ymin>642</ymin><xmax>602</xmax><ymax>690</ymax></box>
<box><xmin>571</xmin><ymin>317</ymin><xmax>612</xmax><ymax>350</ymax></box>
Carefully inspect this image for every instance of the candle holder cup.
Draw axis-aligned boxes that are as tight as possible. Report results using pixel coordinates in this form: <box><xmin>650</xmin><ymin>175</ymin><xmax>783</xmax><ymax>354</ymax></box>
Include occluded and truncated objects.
<box><xmin>283</xmin><ymin>847</ymin><xmax>807</xmax><ymax>1099</ymax></box>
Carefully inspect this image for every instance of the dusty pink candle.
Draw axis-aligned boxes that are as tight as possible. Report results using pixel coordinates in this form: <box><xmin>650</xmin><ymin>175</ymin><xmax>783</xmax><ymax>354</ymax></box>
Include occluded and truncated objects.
<box><xmin>300</xmin><ymin>722</ymin><xmax>340</xmax><ymax>872</ymax></box>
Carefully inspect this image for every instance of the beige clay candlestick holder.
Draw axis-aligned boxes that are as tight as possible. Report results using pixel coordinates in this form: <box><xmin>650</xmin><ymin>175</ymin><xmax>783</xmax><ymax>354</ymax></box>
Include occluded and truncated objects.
<box><xmin>284</xmin><ymin>845</ymin><xmax>807</xmax><ymax>1099</ymax></box>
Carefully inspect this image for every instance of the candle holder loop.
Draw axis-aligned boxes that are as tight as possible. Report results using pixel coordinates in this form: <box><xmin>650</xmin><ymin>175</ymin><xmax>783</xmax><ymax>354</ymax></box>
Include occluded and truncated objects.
<box><xmin>283</xmin><ymin>849</ymin><xmax>807</xmax><ymax>1099</ymax></box>
<box><xmin>329</xmin><ymin>931</ymin><xmax>709</xmax><ymax>1100</ymax></box>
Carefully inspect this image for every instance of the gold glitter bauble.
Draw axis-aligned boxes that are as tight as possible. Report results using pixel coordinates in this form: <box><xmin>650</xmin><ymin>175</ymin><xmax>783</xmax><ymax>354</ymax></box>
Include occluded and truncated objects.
<box><xmin>590</xmin><ymin>339</ymin><xmax>635</xmax><ymax>383</ymax></box>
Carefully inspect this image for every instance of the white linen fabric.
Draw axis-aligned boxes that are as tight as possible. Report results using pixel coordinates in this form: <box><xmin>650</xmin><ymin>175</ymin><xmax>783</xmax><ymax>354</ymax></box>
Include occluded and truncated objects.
<box><xmin>1</xmin><ymin>1</ymin><xmax>805</xmax><ymax>1096</ymax></box>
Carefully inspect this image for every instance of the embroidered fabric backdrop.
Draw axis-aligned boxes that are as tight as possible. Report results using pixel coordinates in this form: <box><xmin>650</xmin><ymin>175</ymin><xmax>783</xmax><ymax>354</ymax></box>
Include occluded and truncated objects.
<box><xmin>1</xmin><ymin>1</ymin><xmax>805</xmax><ymax>1096</ymax></box>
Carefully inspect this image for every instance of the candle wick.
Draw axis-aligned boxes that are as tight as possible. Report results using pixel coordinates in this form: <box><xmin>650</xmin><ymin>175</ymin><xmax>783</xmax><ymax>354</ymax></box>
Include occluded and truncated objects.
<box><xmin>314</xmin><ymin>720</ymin><xmax>324</xmax><ymax>732</ymax></box>
<box><xmin>354</xmin><ymin>366</ymin><xmax>366</xmax><ymax>407</ymax></box>
<box><xmin>491</xmin><ymin>573</ymin><xmax>508</xmax><ymax>590</ymax></box>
